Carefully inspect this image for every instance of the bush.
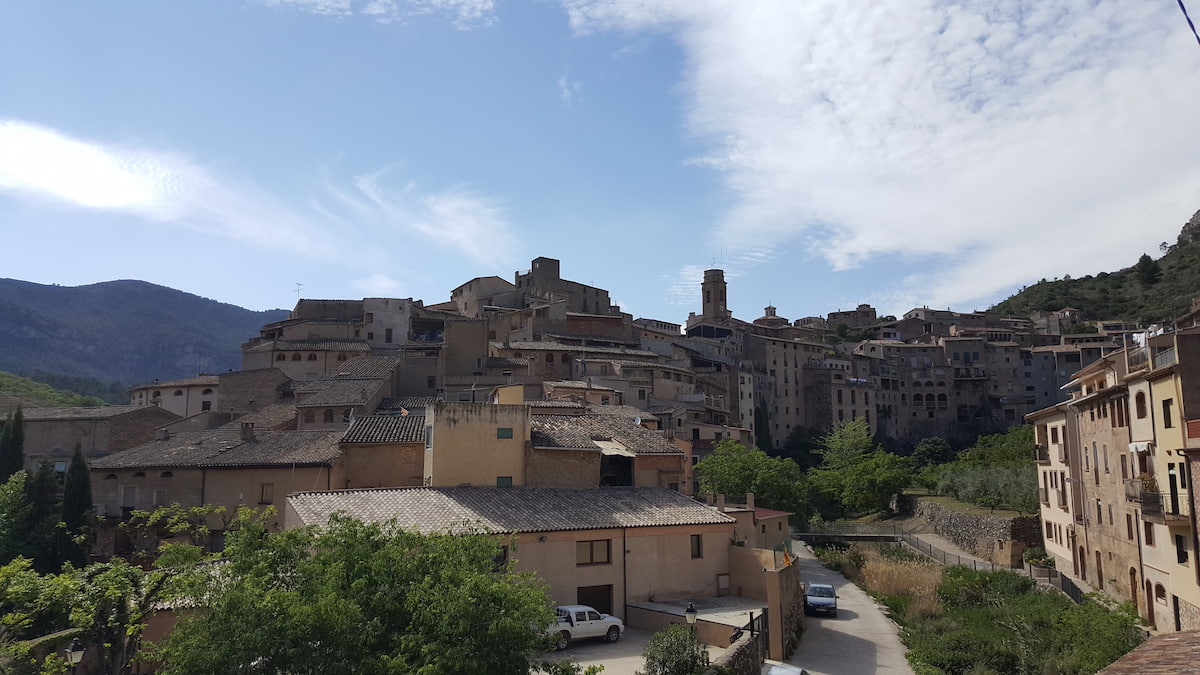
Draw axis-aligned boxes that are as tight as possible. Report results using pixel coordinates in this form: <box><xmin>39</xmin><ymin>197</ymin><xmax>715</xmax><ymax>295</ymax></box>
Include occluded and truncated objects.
<box><xmin>637</xmin><ymin>623</ymin><xmax>709</xmax><ymax>675</ymax></box>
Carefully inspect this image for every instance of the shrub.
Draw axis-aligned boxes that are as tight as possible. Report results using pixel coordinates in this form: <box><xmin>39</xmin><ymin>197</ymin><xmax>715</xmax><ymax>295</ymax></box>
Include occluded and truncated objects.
<box><xmin>637</xmin><ymin>623</ymin><xmax>709</xmax><ymax>675</ymax></box>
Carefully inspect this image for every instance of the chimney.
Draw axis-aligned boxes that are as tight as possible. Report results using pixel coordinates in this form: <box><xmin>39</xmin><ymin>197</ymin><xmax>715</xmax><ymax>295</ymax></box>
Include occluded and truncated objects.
<box><xmin>240</xmin><ymin>422</ymin><xmax>255</xmax><ymax>441</ymax></box>
<box><xmin>155</xmin><ymin>428</ymin><xmax>170</xmax><ymax>441</ymax></box>
<box><xmin>746</xmin><ymin>493</ymin><xmax>755</xmax><ymax>510</ymax></box>
<box><xmin>716</xmin><ymin>494</ymin><xmax>726</xmax><ymax>512</ymax></box>
<box><xmin>248</xmin><ymin>398</ymin><xmax>256</xmax><ymax>411</ymax></box>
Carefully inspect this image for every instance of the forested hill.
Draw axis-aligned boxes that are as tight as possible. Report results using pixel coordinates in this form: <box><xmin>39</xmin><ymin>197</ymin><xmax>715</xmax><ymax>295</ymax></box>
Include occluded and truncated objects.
<box><xmin>0</xmin><ymin>279</ymin><xmax>289</xmax><ymax>392</ymax></box>
<box><xmin>990</xmin><ymin>209</ymin><xmax>1200</xmax><ymax>325</ymax></box>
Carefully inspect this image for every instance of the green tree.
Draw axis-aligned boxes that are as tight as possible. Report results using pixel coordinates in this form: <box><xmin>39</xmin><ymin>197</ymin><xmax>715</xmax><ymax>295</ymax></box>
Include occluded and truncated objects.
<box><xmin>911</xmin><ymin>437</ymin><xmax>954</xmax><ymax>469</ymax></box>
<box><xmin>61</xmin><ymin>443</ymin><xmax>93</xmax><ymax>568</ymax></box>
<box><xmin>837</xmin><ymin>451</ymin><xmax>913</xmax><ymax>514</ymax></box>
<box><xmin>1135</xmin><ymin>253</ymin><xmax>1161</xmax><ymax>286</ymax></box>
<box><xmin>156</xmin><ymin>514</ymin><xmax>555</xmax><ymax>675</ymax></box>
<box><xmin>818</xmin><ymin>418</ymin><xmax>879</xmax><ymax>470</ymax></box>
<box><xmin>0</xmin><ymin>406</ymin><xmax>24</xmax><ymax>479</ymax></box>
<box><xmin>694</xmin><ymin>441</ymin><xmax>809</xmax><ymax>522</ymax></box>
<box><xmin>22</xmin><ymin>462</ymin><xmax>62</xmax><ymax>572</ymax></box>
<box><xmin>636</xmin><ymin>623</ymin><xmax>709</xmax><ymax>675</ymax></box>
<box><xmin>0</xmin><ymin>472</ymin><xmax>30</xmax><ymax>564</ymax></box>
<box><xmin>778</xmin><ymin>425</ymin><xmax>824</xmax><ymax>471</ymax></box>
<box><xmin>753</xmin><ymin>405</ymin><xmax>773</xmax><ymax>453</ymax></box>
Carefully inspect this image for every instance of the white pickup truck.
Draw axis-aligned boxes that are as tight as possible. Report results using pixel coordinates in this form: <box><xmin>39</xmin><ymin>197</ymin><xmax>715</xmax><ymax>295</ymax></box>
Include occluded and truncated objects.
<box><xmin>548</xmin><ymin>605</ymin><xmax>624</xmax><ymax>650</ymax></box>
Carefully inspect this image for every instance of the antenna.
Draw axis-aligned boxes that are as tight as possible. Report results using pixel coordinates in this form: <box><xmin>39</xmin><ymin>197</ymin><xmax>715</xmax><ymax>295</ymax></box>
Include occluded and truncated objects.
<box><xmin>294</xmin><ymin>282</ymin><xmax>302</xmax><ymax>300</ymax></box>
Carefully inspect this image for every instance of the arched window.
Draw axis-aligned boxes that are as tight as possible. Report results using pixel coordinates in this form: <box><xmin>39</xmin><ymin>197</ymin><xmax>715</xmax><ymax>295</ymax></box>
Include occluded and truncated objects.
<box><xmin>104</xmin><ymin>474</ymin><xmax>117</xmax><ymax>480</ymax></box>
<box><xmin>160</xmin><ymin>471</ymin><xmax>173</xmax><ymax>478</ymax></box>
<box><xmin>1156</xmin><ymin>584</ymin><xmax>1167</xmax><ymax>603</ymax></box>
<box><xmin>291</xmin><ymin>353</ymin><xmax>302</xmax><ymax>361</ymax></box>
<box><xmin>133</xmin><ymin>472</ymin><xmax>146</xmax><ymax>478</ymax></box>
<box><xmin>173</xmin><ymin>390</ymin><xmax>183</xmax><ymax>396</ymax></box>
<box><xmin>1136</xmin><ymin>392</ymin><xmax>1147</xmax><ymax>419</ymax></box>
<box><xmin>307</xmin><ymin>353</ymin><xmax>318</xmax><ymax>361</ymax></box>
<box><xmin>936</xmin><ymin>381</ymin><xmax>946</xmax><ymax>387</ymax></box>
<box><xmin>913</xmin><ymin>394</ymin><xmax>923</xmax><ymax>404</ymax></box>
<box><xmin>925</xmin><ymin>380</ymin><xmax>934</xmax><ymax>388</ymax></box>
<box><xmin>937</xmin><ymin>393</ymin><xmax>948</xmax><ymax>407</ymax></box>
<box><xmin>323</xmin><ymin>409</ymin><xmax>335</xmax><ymax>423</ymax></box>
<box><xmin>202</xmin><ymin>388</ymin><xmax>213</xmax><ymax>395</ymax></box>
<box><xmin>276</xmin><ymin>353</ymin><xmax>287</xmax><ymax>361</ymax></box>
<box><xmin>913</xmin><ymin>381</ymin><xmax>922</xmax><ymax>388</ymax></box>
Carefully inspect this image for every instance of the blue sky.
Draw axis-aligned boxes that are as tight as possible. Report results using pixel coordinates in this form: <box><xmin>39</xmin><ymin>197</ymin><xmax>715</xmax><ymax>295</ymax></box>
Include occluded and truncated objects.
<box><xmin>2</xmin><ymin>1</ymin><xmax>1199</xmax><ymax>325</ymax></box>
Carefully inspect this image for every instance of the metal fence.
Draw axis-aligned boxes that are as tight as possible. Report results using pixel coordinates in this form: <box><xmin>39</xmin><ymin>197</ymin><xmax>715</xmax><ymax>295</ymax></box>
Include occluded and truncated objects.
<box><xmin>799</xmin><ymin>522</ymin><xmax>1088</xmax><ymax>604</ymax></box>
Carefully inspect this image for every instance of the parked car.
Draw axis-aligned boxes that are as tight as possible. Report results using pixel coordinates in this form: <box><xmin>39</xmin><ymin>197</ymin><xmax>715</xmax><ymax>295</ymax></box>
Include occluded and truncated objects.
<box><xmin>547</xmin><ymin>605</ymin><xmax>624</xmax><ymax>650</ymax></box>
<box><xmin>804</xmin><ymin>583</ymin><xmax>838</xmax><ymax>616</ymax></box>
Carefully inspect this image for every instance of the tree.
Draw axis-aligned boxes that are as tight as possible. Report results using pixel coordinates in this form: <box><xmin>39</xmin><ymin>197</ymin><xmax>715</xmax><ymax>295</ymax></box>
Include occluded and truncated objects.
<box><xmin>155</xmin><ymin>514</ymin><xmax>556</xmax><ymax>674</ymax></box>
<box><xmin>753</xmin><ymin>405</ymin><xmax>773</xmax><ymax>453</ymax></box>
<box><xmin>0</xmin><ymin>472</ymin><xmax>30</xmax><ymax>564</ymax></box>
<box><xmin>61</xmin><ymin>442</ymin><xmax>94</xmax><ymax>567</ymax></box>
<box><xmin>637</xmin><ymin>623</ymin><xmax>709</xmax><ymax>675</ymax></box>
<box><xmin>1135</xmin><ymin>253</ymin><xmax>1161</xmax><ymax>286</ymax></box>
<box><xmin>835</xmin><ymin>451</ymin><xmax>913</xmax><ymax>514</ymax></box>
<box><xmin>778</xmin><ymin>425</ymin><xmax>824</xmax><ymax>471</ymax></box>
<box><xmin>818</xmin><ymin>418</ymin><xmax>879</xmax><ymax>470</ymax></box>
<box><xmin>22</xmin><ymin>462</ymin><xmax>63</xmax><ymax>572</ymax></box>
<box><xmin>911</xmin><ymin>437</ymin><xmax>954</xmax><ymax>468</ymax></box>
<box><xmin>0</xmin><ymin>406</ymin><xmax>24</xmax><ymax>479</ymax></box>
<box><xmin>694</xmin><ymin>441</ymin><xmax>809</xmax><ymax>522</ymax></box>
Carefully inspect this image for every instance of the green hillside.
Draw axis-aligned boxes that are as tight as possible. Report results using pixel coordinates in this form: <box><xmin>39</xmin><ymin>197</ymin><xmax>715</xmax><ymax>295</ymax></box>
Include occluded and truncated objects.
<box><xmin>990</xmin><ymin>210</ymin><xmax>1200</xmax><ymax>324</ymax></box>
<box><xmin>0</xmin><ymin>371</ymin><xmax>109</xmax><ymax>412</ymax></box>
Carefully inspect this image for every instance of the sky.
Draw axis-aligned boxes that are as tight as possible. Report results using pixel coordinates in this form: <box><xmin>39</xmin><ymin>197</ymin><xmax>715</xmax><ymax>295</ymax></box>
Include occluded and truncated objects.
<box><xmin>2</xmin><ymin>1</ymin><xmax>1199</xmax><ymax>325</ymax></box>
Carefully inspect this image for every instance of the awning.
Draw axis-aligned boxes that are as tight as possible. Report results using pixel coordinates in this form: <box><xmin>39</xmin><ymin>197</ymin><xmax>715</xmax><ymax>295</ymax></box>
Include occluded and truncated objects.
<box><xmin>595</xmin><ymin>440</ymin><xmax>635</xmax><ymax>457</ymax></box>
<box><xmin>1130</xmin><ymin>441</ymin><xmax>1153</xmax><ymax>454</ymax></box>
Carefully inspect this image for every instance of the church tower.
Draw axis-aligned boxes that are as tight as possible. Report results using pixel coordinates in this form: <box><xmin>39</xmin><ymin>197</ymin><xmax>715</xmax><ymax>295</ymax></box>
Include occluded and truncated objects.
<box><xmin>701</xmin><ymin>269</ymin><xmax>730</xmax><ymax>320</ymax></box>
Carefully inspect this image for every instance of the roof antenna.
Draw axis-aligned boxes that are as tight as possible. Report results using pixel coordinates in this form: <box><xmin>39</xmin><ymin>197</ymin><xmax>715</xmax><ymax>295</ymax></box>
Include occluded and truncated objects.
<box><xmin>294</xmin><ymin>282</ymin><xmax>303</xmax><ymax>301</ymax></box>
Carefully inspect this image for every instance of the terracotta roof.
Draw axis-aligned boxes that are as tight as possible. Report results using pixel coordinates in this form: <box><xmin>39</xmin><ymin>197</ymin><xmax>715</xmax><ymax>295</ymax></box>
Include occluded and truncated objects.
<box><xmin>1098</xmin><ymin>629</ymin><xmax>1189</xmax><ymax>674</ymax></box>
<box><xmin>23</xmin><ymin>406</ymin><xmax>175</xmax><ymax>421</ymax></box>
<box><xmin>91</xmin><ymin>429</ymin><xmax>342</xmax><ymax>470</ymax></box>
<box><xmin>129</xmin><ymin>374</ymin><xmax>220</xmax><ymax>391</ymax></box>
<box><xmin>531</xmin><ymin>414</ymin><xmax>681</xmax><ymax>455</ymax></box>
<box><xmin>487</xmin><ymin>357</ymin><xmax>530</xmax><ymax>368</ymax></box>
<box><xmin>287</xmin><ymin>486</ymin><xmax>734</xmax><ymax>532</ymax></box>
<box><xmin>296</xmin><ymin>380</ymin><xmax>385</xmax><ymax>407</ymax></box>
<box><xmin>216</xmin><ymin>404</ymin><xmax>297</xmax><ymax>431</ymax></box>
<box><xmin>754</xmin><ymin>507</ymin><xmax>794</xmax><ymax>519</ymax></box>
<box><xmin>325</xmin><ymin>355</ymin><xmax>403</xmax><ymax>379</ymax></box>
<box><xmin>244</xmin><ymin>339</ymin><xmax>371</xmax><ymax>354</ymax></box>
<box><xmin>491</xmin><ymin>341</ymin><xmax>659</xmax><ymax>358</ymax></box>
<box><xmin>341</xmin><ymin>415</ymin><xmax>425</xmax><ymax>444</ymax></box>
<box><xmin>587</xmin><ymin>404</ymin><xmax>655</xmax><ymax>420</ymax></box>
<box><xmin>527</xmin><ymin>400</ymin><xmax>587</xmax><ymax>410</ymax></box>
<box><xmin>378</xmin><ymin>397</ymin><xmax>437</xmax><ymax>412</ymax></box>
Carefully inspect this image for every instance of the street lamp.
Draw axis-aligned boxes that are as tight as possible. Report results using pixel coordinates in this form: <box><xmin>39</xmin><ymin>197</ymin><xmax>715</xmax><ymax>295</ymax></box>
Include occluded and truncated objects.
<box><xmin>684</xmin><ymin>601</ymin><xmax>698</xmax><ymax>635</ymax></box>
<box><xmin>64</xmin><ymin>637</ymin><xmax>85</xmax><ymax>674</ymax></box>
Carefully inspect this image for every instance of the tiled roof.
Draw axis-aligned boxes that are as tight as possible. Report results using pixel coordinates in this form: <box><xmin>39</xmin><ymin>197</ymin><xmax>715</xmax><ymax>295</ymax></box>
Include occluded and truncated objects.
<box><xmin>216</xmin><ymin>404</ymin><xmax>297</xmax><ymax>431</ymax></box>
<box><xmin>243</xmin><ymin>339</ymin><xmax>372</xmax><ymax>354</ymax></box>
<box><xmin>527</xmin><ymin>400</ymin><xmax>587</xmax><ymax>410</ymax></box>
<box><xmin>287</xmin><ymin>486</ymin><xmax>734</xmax><ymax>532</ymax></box>
<box><xmin>341</xmin><ymin>415</ymin><xmax>425</xmax><ymax>444</ymax></box>
<box><xmin>325</xmin><ymin>355</ymin><xmax>403</xmax><ymax>379</ymax></box>
<box><xmin>587</xmin><ymin>404</ymin><xmax>655</xmax><ymax>420</ymax></box>
<box><xmin>754</xmin><ymin>507</ymin><xmax>794</xmax><ymax>519</ymax></box>
<box><xmin>490</xmin><ymin>341</ymin><xmax>659</xmax><ymax>358</ymax></box>
<box><xmin>1098</xmin><ymin>629</ymin><xmax>1200</xmax><ymax>674</ymax></box>
<box><xmin>296</xmin><ymin>380</ymin><xmax>385</xmax><ymax>407</ymax></box>
<box><xmin>129</xmin><ymin>374</ymin><xmax>220</xmax><ymax>391</ymax></box>
<box><xmin>378</xmin><ymin>397</ymin><xmax>437</xmax><ymax>412</ymax></box>
<box><xmin>531</xmin><ymin>414</ymin><xmax>681</xmax><ymax>455</ymax></box>
<box><xmin>91</xmin><ymin>429</ymin><xmax>343</xmax><ymax>470</ymax></box>
<box><xmin>486</xmin><ymin>357</ymin><xmax>530</xmax><ymax>368</ymax></box>
<box><xmin>545</xmin><ymin>380</ymin><xmax>616</xmax><ymax>392</ymax></box>
<box><xmin>23</xmin><ymin>406</ymin><xmax>169</xmax><ymax>421</ymax></box>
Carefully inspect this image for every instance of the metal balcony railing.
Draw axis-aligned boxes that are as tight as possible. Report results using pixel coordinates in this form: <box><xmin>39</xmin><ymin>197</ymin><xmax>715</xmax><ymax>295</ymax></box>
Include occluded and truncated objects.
<box><xmin>1123</xmin><ymin>479</ymin><xmax>1143</xmax><ymax>503</ymax></box>
<box><xmin>1142</xmin><ymin>491</ymin><xmax>1190</xmax><ymax>519</ymax></box>
<box><xmin>1153</xmin><ymin>347</ymin><xmax>1178</xmax><ymax>370</ymax></box>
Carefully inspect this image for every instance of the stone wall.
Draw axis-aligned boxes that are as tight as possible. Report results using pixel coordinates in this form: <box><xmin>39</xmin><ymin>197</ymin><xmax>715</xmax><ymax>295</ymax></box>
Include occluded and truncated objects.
<box><xmin>913</xmin><ymin>498</ymin><xmax>1041</xmax><ymax>566</ymax></box>
<box><xmin>709</xmin><ymin>632</ymin><xmax>765</xmax><ymax>675</ymax></box>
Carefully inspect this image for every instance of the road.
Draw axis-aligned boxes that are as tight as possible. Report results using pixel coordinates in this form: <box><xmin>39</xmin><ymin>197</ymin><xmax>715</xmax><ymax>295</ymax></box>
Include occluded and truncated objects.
<box><xmin>778</xmin><ymin>543</ymin><xmax>915</xmax><ymax>675</ymax></box>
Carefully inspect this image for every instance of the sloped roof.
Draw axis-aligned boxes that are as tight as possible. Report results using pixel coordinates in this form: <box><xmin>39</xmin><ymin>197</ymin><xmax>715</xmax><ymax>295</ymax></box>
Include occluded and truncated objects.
<box><xmin>490</xmin><ymin>341</ymin><xmax>659</xmax><ymax>358</ymax></box>
<box><xmin>378</xmin><ymin>397</ymin><xmax>437</xmax><ymax>412</ymax></box>
<box><xmin>23</xmin><ymin>406</ymin><xmax>176</xmax><ymax>421</ymax></box>
<box><xmin>287</xmin><ymin>486</ymin><xmax>734</xmax><ymax>532</ymax></box>
<box><xmin>129</xmin><ymin>374</ymin><xmax>220</xmax><ymax>391</ymax></box>
<box><xmin>91</xmin><ymin>429</ymin><xmax>343</xmax><ymax>470</ymax></box>
<box><xmin>487</xmin><ymin>357</ymin><xmax>530</xmax><ymax>368</ymax></box>
<box><xmin>341</xmin><ymin>415</ymin><xmax>425</xmax><ymax>444</ymax></box>
<box><xmin>531</xmin><ymin>414</ymin><xmax>680</xmax><ymax>455</ymax></box>
<box><xmin>324</xmin><ymin>355</ymin><xmax>403</xmax><ymax>379</ymax></box>
<box><xmin>587</xmin><ymin>404</ymin><xmax>655</xmax><ymax>420</ymax></box>
<box><xmin>295</xmin><ymin>379</ymin><xmax>385</xmax><ymax>407</ymax></box>
<box><xmin>216</xmin><ymin>403</ymin><xmax>297</xmax><ymax>431</ymax></box>
<box><xmin>244</xmin><ymin>339</ymin><xmax>371</xmax><ymax>354</ymax></box>
<box><xmin>1098</xmin><ymin>629</ymin><xmax>1200</xmax><ymax>674</ymax></box>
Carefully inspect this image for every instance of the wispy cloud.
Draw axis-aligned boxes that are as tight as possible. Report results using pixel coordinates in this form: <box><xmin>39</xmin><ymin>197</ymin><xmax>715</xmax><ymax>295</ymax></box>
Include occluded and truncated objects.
<box><xmin>0</xmin><ymin>119</ymin><xmax>330</xmax><ymax>256</ymax></box>
<box><xmin>564</xmin><ymin>1</ymin><xmax>1200</xmax><ymax>311</ymax></box>
<box><xmin>259</xmin><ymin>0</ymin><xmax>496</xmax><ymax>28</ymax></box>
<box><xmin>352</xmin><ymin>273</ymin><xmax>407</xmax><ymax>296</ymax></box>
<box><xmin>558</xmin><ymin>74</ymin><xmax>583</xmax><ymax>104</ymax></box>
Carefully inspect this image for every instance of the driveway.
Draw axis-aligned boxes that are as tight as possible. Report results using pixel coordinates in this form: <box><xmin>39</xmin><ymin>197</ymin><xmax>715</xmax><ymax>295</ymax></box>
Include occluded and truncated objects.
<box><xmin>778</xmin><ymin>543</ymin><xmax>914</xmax><ymax>675</ymax></box>
<box><xmin>539</xmin><ymin>627</ymin><xmax>651</xmax><ymax>675</ymax></box>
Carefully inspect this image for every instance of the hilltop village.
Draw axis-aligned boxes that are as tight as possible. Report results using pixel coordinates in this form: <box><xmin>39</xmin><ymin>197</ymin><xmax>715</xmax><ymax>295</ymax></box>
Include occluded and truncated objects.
<box><xmin>8</xmin><ymin>255</ymin><xmax>1200</xmax><ymax>670</ymax></box>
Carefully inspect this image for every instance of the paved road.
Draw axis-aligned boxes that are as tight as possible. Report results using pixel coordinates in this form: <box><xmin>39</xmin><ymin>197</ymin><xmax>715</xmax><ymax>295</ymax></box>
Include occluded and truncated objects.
<box><xmin>779</xmin><ymin>543</ymin><xmax>914</xmax><ymax>675</ymax></box>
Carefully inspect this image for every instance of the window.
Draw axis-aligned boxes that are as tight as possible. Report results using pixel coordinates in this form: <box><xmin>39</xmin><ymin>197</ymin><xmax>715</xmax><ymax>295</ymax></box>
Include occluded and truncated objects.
<box><xmin>173</xmin><ymin>389</ymin><xmax>183</xmax><ymax>396</ymax></box>
<box><xmin>690</xmin><ymin>534</ymin><xmax>703</xmax><ymax>558</ymax></box>
<box><xmin>1136</xmin><ymin>392</ymin><xmax>1147</xmax><ymax>419</ymax></box>
<box><xmin>497</xmin><ymin>427</ymin><xmax>514</xmax><ymax>439</ymax></box>
<box><xmin>259</xmin><ymin>483</ymin><xmax>274</xmax><ymax>505</ymax></box>
<box><xmin>323</xmin><ymin>409</ymin><xmax>334</xmax><ymax>423</ymax></box>
<box><xmin>1126</xmin><ymin>514</ymin><xmax>1134</xmax><ymax>540</ymax></box>
<box><xmin>153</xmin><ymin>489</ymin><xmax>166</xmax><ymax>507</ymax></box>
<box><xmin>160</xmin><ymin>471</ymin><xmax>173</xmax><ymax>478</ymax></box>
<box><xmin>307</xmin><ymin>353</ymin><xmax>317</xmax><ymax>361</ymax></box>
<box><xmin>276</xmin><ymin>354</ymin><xmax>286</xmax><ymax>361</ymax></box>
<box><xmin>427</xmin><ymin>375</ymin><xmax>436</xmax><ymax>388</ymax></box>
<box><xmin>1146</xmin><ymin>522</ymin><xmax>1155</xmax><ymax>546</ymax></box>
<box><xmin>1176</xmin><ymin>534</ymin><xmax>1189</xmax><ymax>564</ymax></box>
<box><xmin>201</xmin><ymin>401</ymin><xmax>212</xmax><ymax>411</ymax></box>
<box><xmin>496</xmin><ymin>476</ymin><xmax>513</xmax><ymax>487</ymax></box>
<box><xmin>385</xmin><ymin>328</ymin><xmax>393</xmax><ymax>343</ymax></box>
<box><xmin>291</xmin><ymin>353</ymin><xmax>301</xmax><ymax>361</ymax></box>
<box><xmin>1164</xmin><ymin>399</ymin><xmax>1175</xmax><ymax>428</ymax></box>
<box><xmin>337</xmin><ymin>353</ymin><xmax>347</xmax><ymax>361</ymax></box>
<box><xmin>577</xmin><ymin>540</ymin><xmax>611</xmax><ymax>566</ymax></box>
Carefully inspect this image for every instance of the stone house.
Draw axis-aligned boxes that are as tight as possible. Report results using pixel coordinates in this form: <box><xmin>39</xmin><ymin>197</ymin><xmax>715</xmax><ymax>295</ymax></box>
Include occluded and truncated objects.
<box><xmin>22</xmin><ymin>405</ymin><xmax>181</xmax><ymax>469</ymax></box>
<box><xmin>128</xmin><ymin>375</ymin><xmax>219</xmax><ymax>417</ymax></box>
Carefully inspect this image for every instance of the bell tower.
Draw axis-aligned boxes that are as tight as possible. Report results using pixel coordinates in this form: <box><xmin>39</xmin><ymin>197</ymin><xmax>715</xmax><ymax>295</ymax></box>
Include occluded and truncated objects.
<box><xmin>701</xmin><ymin>269</ymin><xmax>730</xmax><ymax>320</ymax></box>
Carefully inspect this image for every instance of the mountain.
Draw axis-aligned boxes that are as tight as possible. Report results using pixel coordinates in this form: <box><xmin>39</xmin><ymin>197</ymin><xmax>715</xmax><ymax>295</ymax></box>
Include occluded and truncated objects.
<box><xmin>990</xmin><ymin>210</ymin><xmax>1200</xmax><ymax>325</ymax></box>
<box><xmin>0</xmin><ymin>371</ymin><xmax>109</xmax><ymax>412</ymax></box>
<box><xmin>0</xmin><ymin>279</ymin><xmax>289</xmax><ymax>391</ymax></box>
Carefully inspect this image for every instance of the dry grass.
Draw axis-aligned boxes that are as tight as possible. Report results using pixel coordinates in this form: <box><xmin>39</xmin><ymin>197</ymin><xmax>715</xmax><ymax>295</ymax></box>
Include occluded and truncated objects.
<box><xmin>857</xmin><ymin>546</ymin><xmax>944</xmax><ymax>620</ymax></box>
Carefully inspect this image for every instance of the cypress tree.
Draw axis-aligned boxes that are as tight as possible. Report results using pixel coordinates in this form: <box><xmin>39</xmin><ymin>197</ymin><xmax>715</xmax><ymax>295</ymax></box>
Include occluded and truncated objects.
<box><xmin>0</xmin><ymin>406</ymin><xmax>24</xmax><ymax>478</ymax></box>
<box><xmin>62</xmin><ymin>442</ymin><xmax>93</xmax><ymax>567</ymax></box>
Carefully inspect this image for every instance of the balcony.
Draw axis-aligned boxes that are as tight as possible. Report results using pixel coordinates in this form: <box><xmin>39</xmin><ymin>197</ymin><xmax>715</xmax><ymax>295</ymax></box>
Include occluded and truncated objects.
<box><xmin>1040</xmin><ymin>486</ymin><xmax>1050</xmax><ymax>504</ymax></box>
<box><xmin>1123</xmin><ymin>479</ymin><xmax>1143</xmax><ymax>503</ymax></box>
<box><xmin>1141</xmin><ymin>491</ymin><xmax>1190</xmax><ymax>525</ymax></box>
<box><xmin>1127</xmin><ymin>347</ymin><xmax>1149</xmax><ymax>372</ymax></box>
<box><xmin>1057</xmin><ymin>490</ymin><xmax>1068</xmax><ymax>509</ymax></box>
<box><xmin>1034</xmin><ymin>444</ymin><xmax>1050</xmax><ymax>464</ymax></box>
<box><xmin>1153</xmin><ymin>347</ymin><xmax>1177</xmax><ymax>370</ymax></box>
<box><xmin>954</xmin><ymin>367</ymin><xmax>988</xmax><ymax>380</ymax></box>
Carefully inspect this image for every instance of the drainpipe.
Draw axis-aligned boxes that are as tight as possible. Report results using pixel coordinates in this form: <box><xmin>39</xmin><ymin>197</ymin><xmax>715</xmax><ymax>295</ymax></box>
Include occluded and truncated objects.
<box><xmin>622</xmin><ymin>527</ymin><xmax>628</xmax><ymax>620</ymax></box>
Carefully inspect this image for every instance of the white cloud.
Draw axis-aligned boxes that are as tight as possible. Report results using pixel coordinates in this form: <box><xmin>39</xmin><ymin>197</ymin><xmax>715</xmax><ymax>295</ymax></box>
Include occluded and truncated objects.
<box><xmin>558</xmin><ymin>74</ymin><xmax>583</xmax><ymax>104</ymax></box>
<box><xmin>258</xmin><ymin>0</ymin><xmax>496</xmax><ymax>28</ymax></box>
<box><xmin>352</xmin><ymin>273</ymin><xmax>407</xmax><ymax>295</ymax></box>
<box><xmin>0</xmin><ymin>119</ymin><xmax>330</xmax><ymax>256</ymax></box>
<box><xmin>564</xmin><ymin>0</ymin><xmax>1200</xmax><ymax>311</ymax></box>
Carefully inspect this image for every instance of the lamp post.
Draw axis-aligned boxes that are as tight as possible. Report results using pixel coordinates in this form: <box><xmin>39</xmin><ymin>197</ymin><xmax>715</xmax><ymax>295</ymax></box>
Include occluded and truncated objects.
<box><xmin>64</xmin><ymin>637</ymin><xmax>85</xmax><ymax>674</ymax></box>
<box><xmin>684</xmin><ymin>601</ymin><xmax>698</xmax><ymax>637</ymax></box>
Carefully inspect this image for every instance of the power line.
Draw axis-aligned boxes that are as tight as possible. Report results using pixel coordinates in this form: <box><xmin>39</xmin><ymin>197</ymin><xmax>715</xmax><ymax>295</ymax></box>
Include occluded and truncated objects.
<box><xmin>1181</xmin><ymin>0</ymin><xmax>1200</xmax><ymax>47</ymax></box>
